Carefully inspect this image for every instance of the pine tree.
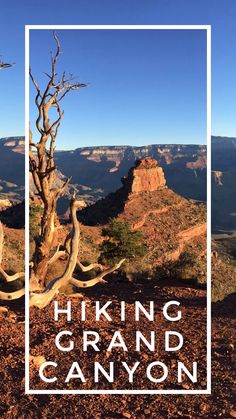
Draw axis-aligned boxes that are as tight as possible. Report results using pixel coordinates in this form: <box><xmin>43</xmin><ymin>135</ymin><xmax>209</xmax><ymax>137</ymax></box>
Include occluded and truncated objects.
<box><xmin>99</xmin><ymin>219</ymin><xmax>146</xmax><ymax>266</ymax></box>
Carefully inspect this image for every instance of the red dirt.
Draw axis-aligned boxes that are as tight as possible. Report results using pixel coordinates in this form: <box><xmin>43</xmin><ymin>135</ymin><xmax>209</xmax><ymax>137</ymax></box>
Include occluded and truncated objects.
<box><xmin>0</xmin><ymin>279</ymin><xmax>235</xmax><ymax>418</ymax></box>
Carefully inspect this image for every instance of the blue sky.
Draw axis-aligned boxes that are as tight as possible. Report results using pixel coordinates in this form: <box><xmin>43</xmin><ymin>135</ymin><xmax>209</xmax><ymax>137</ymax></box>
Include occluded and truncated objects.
<box><xmin>0</xmin><ymin>0</ymin><xmax>236</xmax><ymax>148</ymax></box>
<box><xmin>30</xmin><ymin>28</ymin><xmax>206</xmax><ymax>148</ymax></box>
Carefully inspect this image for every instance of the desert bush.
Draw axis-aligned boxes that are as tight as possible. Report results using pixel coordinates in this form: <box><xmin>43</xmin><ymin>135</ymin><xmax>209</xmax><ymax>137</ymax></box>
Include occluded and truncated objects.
<box><xmin>155</xmin><ymin>250</ymin><xmax>204</xmax><ymax>285</ymax></box>
<box><xmin>99</xmin><ymin>219</ymin><xmax>147</xmax><ymax>266</ymax></box>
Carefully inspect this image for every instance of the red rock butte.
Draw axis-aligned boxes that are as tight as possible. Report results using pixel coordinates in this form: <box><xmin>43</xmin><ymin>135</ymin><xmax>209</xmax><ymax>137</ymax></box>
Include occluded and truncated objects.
<box><xmin>123</xmin><ymin>158</ymin><xmax>166</xmax><ymax>194</ymax></box>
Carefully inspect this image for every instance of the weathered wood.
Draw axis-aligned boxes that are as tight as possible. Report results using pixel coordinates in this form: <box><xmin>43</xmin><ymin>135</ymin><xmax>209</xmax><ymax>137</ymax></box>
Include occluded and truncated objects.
<box><xmin>30</xmin><ymin>32</ymin><xmax>86</xmax><ymax>286</ymax></box>
<box><xmin>30</xmin><ymin>198</ymin><xmax>125</xmax><ymax>308</ymax></box>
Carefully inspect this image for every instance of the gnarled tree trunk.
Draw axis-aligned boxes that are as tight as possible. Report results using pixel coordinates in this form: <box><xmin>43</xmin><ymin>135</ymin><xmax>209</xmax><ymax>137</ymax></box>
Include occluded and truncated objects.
<box><xmin>29</xmin><ymin>33</ymin><xmax>85</xmax><ymax>288</ymax></box>
<box><xmin>32</xmin><ymin>193</ymin><xmax>58</xmax><ymax>287</ymax></box>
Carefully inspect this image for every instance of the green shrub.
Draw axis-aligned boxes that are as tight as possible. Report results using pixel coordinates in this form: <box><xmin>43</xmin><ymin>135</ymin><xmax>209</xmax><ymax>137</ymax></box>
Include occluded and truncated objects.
<box><xmin>155</xmin><ymin>250</ymin><xmax>204</xmax><ymax>285</ymax></box>
<box><xmin>99</xmin><ymin>219</ymin><xmax>147</xmax><ymax>266</ymax></box>
<box><xmin>29</xmin><ymin>204</ymin><xmax>42</xmax><ymax>242</ymax></box>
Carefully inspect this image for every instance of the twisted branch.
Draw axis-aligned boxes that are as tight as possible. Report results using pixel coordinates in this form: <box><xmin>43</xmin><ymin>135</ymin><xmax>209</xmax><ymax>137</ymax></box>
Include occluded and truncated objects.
<box><xmin>70</xmin><ymin>258</ymin><xmax>125</xmax><ymax>289</ymax></box>
<box><xmin>29</xmin><ymin>32</ymin><xmax>86</xmax><ymax>203</ymax></box>
<box><xmin>30</xmin><ymin>197</ymin><xmax>125</xmax><ymax>308</ymax></box>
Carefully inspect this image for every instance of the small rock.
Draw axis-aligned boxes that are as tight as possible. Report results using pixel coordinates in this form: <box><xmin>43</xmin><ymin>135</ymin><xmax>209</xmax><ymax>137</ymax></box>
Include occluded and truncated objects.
<box><xmin>182</xmin><ymin>383</ymin><xmax>190</xmax><ymax>390</ymax></box>
<box><xmin>214</xmin><ymin>351</ymin><xmax>221</xmax><ymax>358</ymax></box>
<box><xmin>30</xmin><ymin>355</ymin><xmax>46</xmax><ymax>368</ymax></box>
<box><xmin>228</xmin><ymin>343</ymin><xmax>234</xmax><ymax>351</ymax></box>
<box><xmin>229</xmin><ymin>410</ymin><xmax>236</xmax><ymax>418</ymax></box>
<box><xmin>199</xmin><ymin>403</ymin><xmax>207</xmax><ymax>413</ymax></box>
<box><xmin>123</xmin><ymin>413</ymin><xmax>131</xmax><ymax>418</ymax></box>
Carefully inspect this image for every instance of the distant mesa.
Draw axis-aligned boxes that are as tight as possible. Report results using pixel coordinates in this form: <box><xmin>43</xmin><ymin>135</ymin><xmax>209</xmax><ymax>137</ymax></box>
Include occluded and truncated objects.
<box><xmin>0</xmin><ymin>136</ymin><xmax>25</xmax><ymax>155</ymax></box>
<box><xmin>78</xmin><ymin>156</ymin><xmax>206</xmax><ymax>272</ymax></box>
<box><xmin>78</xmin><ymin>158</ymin><xmax>169</xmax><ymax>225</ymax></box>
<box><xmin>122</xmin><ymin>158</ymin><xmax>166</xmax><ymax>194</ymax></box>
<box><xmin>186</xmin><ymin>155</ymin><xmax>207</xmax><ymax>170</ymax></box>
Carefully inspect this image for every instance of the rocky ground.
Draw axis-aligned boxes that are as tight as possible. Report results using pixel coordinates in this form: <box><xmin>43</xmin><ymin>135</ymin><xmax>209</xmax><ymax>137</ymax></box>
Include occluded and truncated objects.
<box><xmin>29</xmin><ymin>282</ymin><xmax>207</xmax><ymax>392</ymax></box>
<box><xmin>0</xmin><ymin>228</ymin><xmax>235</xmax><ymax>417</ymax></box>
<box><xmin>0</xmin><ymin>154</ymin><xmax>234</xmax><ymax>417</ymax></box>
<box><xmin>0</xmin><ymin>275</ymin><xmax>235</xmax><ymax>418</ymax></box>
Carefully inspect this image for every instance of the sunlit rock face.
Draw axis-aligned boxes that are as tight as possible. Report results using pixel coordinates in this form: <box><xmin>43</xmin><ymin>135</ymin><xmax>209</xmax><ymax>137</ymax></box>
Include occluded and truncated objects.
<box><xmin>123</xmin><ymin>158</ymin><xmax>166</xmax><ymax>194</ymax></box>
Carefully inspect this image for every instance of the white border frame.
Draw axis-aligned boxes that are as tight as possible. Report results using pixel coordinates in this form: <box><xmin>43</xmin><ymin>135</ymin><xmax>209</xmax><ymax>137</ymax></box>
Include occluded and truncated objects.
<box><xmin>25</xmin><ymin>24</ymin><xmax>211</xmax><ymax>395</ymax></box>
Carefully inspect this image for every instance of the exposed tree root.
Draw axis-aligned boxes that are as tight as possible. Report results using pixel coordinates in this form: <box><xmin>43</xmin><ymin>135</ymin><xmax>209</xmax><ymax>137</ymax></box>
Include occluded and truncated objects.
<box><xmin>30</xmin><ymin>288</ymin><xmax>59</xmax><ymax>309</ymax></box>
<box><xmin>0</xmin><ymin>267</ymin><xmax>25</xmax><ymax>283</ymax></box>
<box><xmin>48</xmin><ymin>246</ymin><xmax>66</xmax><ymax>266</ymax></box>
<box><xmin>76</xmin><ymin>260</ymin><xmax>103</xmax><ymax>272</ymax></box>
<box><xmin>0</xmin><ymin>288</ymin><xmax>25</xmax><ymax>300</ymax></box>
<box><xmin>48</xmin><ymin>246</ymin><xmax>103</xmax><ymax>273</ymax></box>
<box><xmin>71</xmin><ymin>258</ymin><xmax>125</xmax><ymax>289</ymax></box>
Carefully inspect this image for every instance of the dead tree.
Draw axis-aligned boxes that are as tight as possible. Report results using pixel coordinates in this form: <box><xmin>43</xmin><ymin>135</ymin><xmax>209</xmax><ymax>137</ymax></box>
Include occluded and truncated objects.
<box><xmin>30</xmin><ymin>33</ymin><xmax>125</xmax><ymax>306</ymax></box>
<box><xmin>29</xmin><ymin>32</ymin><xmax>87</xmax><ymax>287</ymax></box>
<box><xmin>0</xmin><ymin>222</ymin><xmax>25</xmax><ymax>300</ymax></box>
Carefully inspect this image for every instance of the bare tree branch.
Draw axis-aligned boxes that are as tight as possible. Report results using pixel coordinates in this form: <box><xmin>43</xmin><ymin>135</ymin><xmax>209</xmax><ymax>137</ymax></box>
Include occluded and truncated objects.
<box><xmin>70</xmin><ymin>258</ymin><xmax>126</xmax><ymax>289</ymax></box>
<box><xmin>0</xmin><ymin>288</ymin><xmax>25</xmax><ymax>301</ymax></box>
<box><xmin>30</xmin><ymin>198</ymin><xmax>125</xmax><ymax>308</ymax></box>
<box><xmin>0</xmin><ymin>267</ymin><xmax>25</xmax><ymax>283</ymax></box>
<box><xmin>77</xmin><ymin>260</ymin><xmax>103</xmax><ymax>272</ymax></box>
<box><xmin>29</xmin><ymin>33</ymin><xmax>124</xmax><ymax>307</ymax></box>
<box><xmin>30</xmin><ymin>32</ymin><xmax>87</xmax><ymax>285</ymax></box>
<box><xmin>48</xmin><ymin>246</ymin><xmax>66</xmax><ymax>266</ymax></box>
